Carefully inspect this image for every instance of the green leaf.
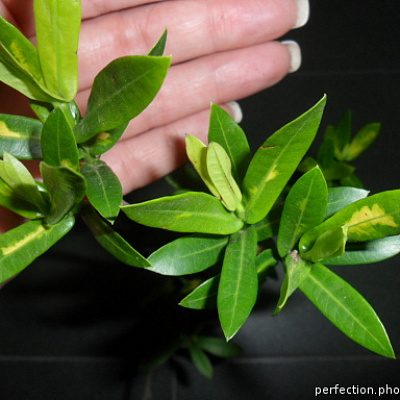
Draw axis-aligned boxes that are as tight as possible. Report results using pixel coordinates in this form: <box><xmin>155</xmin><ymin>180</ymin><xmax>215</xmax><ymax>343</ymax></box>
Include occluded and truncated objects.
<box><xmin>121</xmin><ymin>192</ymin><xmax>243</xmax><ymax>235</ymax></box>
<box><xmin>0</xmin><ymin>16</ymin><xmax>55</xmax><ymax>101</ymax></box>
<box><xmin>324</xmin><ymin>234</ymin><xmax>400</xmax><ymax>265</ymax></box>
<box><xmin>252</xmin><ymin>203</ymin><xmax>282</xmax><ymax>241</ymax></box>
<box><xmin>0</xmin><ymin>114</ymin><xmax>43</xmax><ymax>159</ymax></box>
<box><xmin>331</xmin><ymin>110</ymin><xmax>352</xmax><ymax>160</ymax></box>
<box><xmin>206</xmin><ymin>142</ymin><xmax>242</xmax><ymax>211</ymax></box>
<box><xmin>34</xmin><ymin>0</ymin><xmax>81</xmax><ymax>101</ymax></box>
<box><xmin>41</xmin><ymin>105</ymin><xmax>79</xmax><ymax>170</ymax></box>
<box><xmin>208</xmin><ymin>103</ymin><xmax>251</xmax><ymax>184</ymax></box>
<box><xmin>256</xmin><ymin>248</ymin><xmax>278</xmax><ymax>283</ymax></box>
<box><xmin>81</xmin><ymin>161</ymin><xmax>122</xmax><ymax>221</ymax></box>
<box><xmin>322</xmin><ymin>161</ymin><xmax>354</xmax><ymax>181</ymax></box>
<box><xmin>0</xmin><ymin>152</ymin><xmax>47</xmax><ymax>214</ymax></box>
<box><xmin>277</xmin><ymin>167</ymin><xmax>328</xmax><ymax>257</ymax></box>
<box><xmin>299</xmin><ymin>190</ymin><xmax>400</xmax><ymax>252</ymax></box>
<box><xmin>188</xmin><ymin>344</ymin><xmax>213</xmax><ymax>378</ymax></box>
<box><xmin>75</xmin><ymin>56</ymin><xmax>171</xmax><ymax>142</ymax></box>
<box><xmin>40</xmin><ymin>162</ymin><xmax>86</xmax><ymax>224</ymax></box>
<box><xmin>301</xmin><ymin>225</ymin><xmax>348</xmax><ymax>262</ymax></box>
<box><xmin>243</xmin><ymin>96</ymin><xmax>326</xmax><ymax>224</ymax></box>
<box><xmin>148</xmin><ymin>29</ymin><xmax>168</xmax><ymax>56</ymax></box>
<box><xmin>299</xmin><ymin>263</ymin><xmax>395</xmax><ymax>358</ymax></box>
<box><xmin>147</xmin><ymin>234</ymin><xmax>228</xmax><ymax>275</ymax></box>
<box><xmin>179</xmin><ymin>275</ymin><xmax>220</xmax><ymax>310</ymax></box>
<box><xmin>273</xmin><ymin>252</ymin><xmax>311</xmax><ymax>315</ymax></box>
<box><xmin>340</xmin><ymin>173</ymin><xmax>364</xmax><ymax>188</ymax></box>
<box><xmin>195</xmin><ymin>336</ymin><xmax>242</xmax><ymax>358</ymax></box>
<box><xmin>326</xmin><ymin>187</ymin><xmax>369</xmax><ymax>219</ymax></box>
<box><xmin>218</xmin><ymin>226</ymin><xmax>258</xmax><ymax>340</ymax></box>
<box><xmin>342</xmin><ymin>122</ymin><xmax>380</xmax><ymax>161</ymax></box>
<box><xmin>81</xmin><ymin>205</ymin><xmax>150</xmax><ymax>268</ymax></box>
<box><xmin>0</xmin><ymin>215</ymin><xmax>75</xmax><ymax>284</ymax></box>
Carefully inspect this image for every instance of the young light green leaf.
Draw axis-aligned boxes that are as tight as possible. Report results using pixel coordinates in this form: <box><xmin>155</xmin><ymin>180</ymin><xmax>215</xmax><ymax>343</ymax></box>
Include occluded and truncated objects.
<box><xmin>273</xmin><ymin>252</ymin><xmax>311</xmax><ymax>315</ymax></box>
<box><xmin>331</xmin><ymin>110</ymin><xmax>352</xmax><ymax>160</ymax></box>
<box><xmin>195</xmin><ymin>336</ymin><xmax>242</xmax><ymax>358</ymax></box>
<box><xmin>206</xmin><ymin>142</ymin><xmax>242</xmax><ymax>211</ymax></box>
<box><xmin>121</xmin><ymin>192</ymin><xmax>243</xmax><ymax>235</ymax></box>
<box><xmin>0</xmin><ymin>152</ymin><xmax>47</xmax><ymax>213</ymax></box>
<box><xmin>34</xmin><ymin>0</ymin><xmax>81</xmax><ymax>101</ymax></box>
<box><xmin>324</xmin><ymin>234</ymin><xmax>400</xmax><ymax>265</ymax></box>
<box><xmin>218</xmin><ymin>226</ymin><xmax>258</xmax><ymax>340</ymax></box>
<box><xmin>188</xmin><ymin>344</ymin><xmax>213</xmax><ymax>379</ymax></box>
<box><xmin>299</xmin><ymin>263</ymin><xmax>395</xmax><ymax>358</ymax></box>
<box><xmin>0</xmin><ymin>16</ymin><xmax>55</xmax><ymax>101</ymax></box>
<box><xmin>41</xmin><ymin>106</ymin><xmax>79</xmax><ymax>170</ymax></box>
<box><xmin>147</xmin><ymin>234</ymin><xmax>228</xmax><ymax>275</ymax></box>
<box><xmin>326</xmin><ymin>186</ymin><xmax>369</xmax><ymax>219</ymax></box>
<box><xmin>299</xmin><ymin>190</ymin><xmax>400</xmax><ymax>253</ymax></box>
<box><xmin>208</xmin><ymin>103</ymin><xmax>251</xmax><ymax>184</ymax></box>
<box><xmin>341</xmin><ymin>122</ymin><xmax>380</xmax><ymax>161</ymax></box>
<box><xmin>243</xmin><ymin>96</ymin><xmax>327</xmax><ymax>224</ymax></box>
<box><xmin>148</xmin><ymin>29</ymin><xmax>168</xmax><ymax>56</ymax></box>
<box><xmin>277</xmin><ymin>167</ymin><xmax>328</xmax><ymax>257</ymax></box>
<box><xmin>0</xmin><ymin>215</ymin><xmax>75</xmax><ymax>284</ymax></box>
<box><xmin>40</xmin><ymin>162</ymin><xmax>86</xmax><ymax>224</ymax></box>
<box><xmin>179</xmin><ymin>275</ymin><xmax>220</xmax><ymax>310</ymax></box>
<box><xmin>301</xmin><ymin>225</ymin><xmax>348</xmax><ymax>262</ymax></box>
<box><xmin>81</xmin><ymin>205</ymin><xmax>150</xmax><ymax>268</ymax></box>
<box><xmin>75</xmin><ymin>56</ymin><xmax>171</xmax><ymax>142</ymax></box>
<box><xmin>185</xmin><ymin>134</ymin><xmax>220</xmax><ymax>198</ymax></box>
<box><xmin>81</xmin><ymin>161</ymin><xmax>122</xmax><ymax>221</ymax></box>
<box><xmin>0</xmin><ymin>114</ymin><xmax>42</xmax><ymax>159</ymax></box>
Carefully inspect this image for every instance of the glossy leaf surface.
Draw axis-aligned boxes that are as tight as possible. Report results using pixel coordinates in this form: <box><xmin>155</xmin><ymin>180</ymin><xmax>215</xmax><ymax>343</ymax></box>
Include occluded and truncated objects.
<box><xmin>34</xmin><ymin>0</ymin><xmax>81</xmax><ymax>101</ymax></box>
<box><xmin>218</xmin><ymin>227</ymin><xmax>258</xmax><ymax>340</ymax></box>
<box><xmin>0</xmin><ymin>114</ymin><xmax>42</xmax><ymax>159</ymax></box>
<box><xmin>122</xmin><ymin>192</ymin><xmax>243</xmax><ymax>235</ymax></box>
<box><xmin>148</xmin><ymin>29</ymin><xmax>168</xmax><ymax>56</ymax></box>
<box><xmin>179</xmin><ymin>275</ymin><xmax>220</xmax><ymax>310</ymax></box>
<box><xmin>148</xmin><ymin>235</ymin><xmax>228</xmax><ymax>275</ymax></box>
<box><xmin>243</xmin><ymin>96</ymin><xmax>326</xmax><ymax>224</ymax></box>
<box><xmin>208</xmin><ymin>103</ymin><xmax>251</xmax><ymax>184</ymax></box>
<box><xmin>81</xmin><ymin>161</ymin><xmax>122</xmax><ymax>221</ymax></box>
<box><xmin>277</xmin><ymin>167</ymin><xmax>327</xmax><ymax>257</ymax></box>
<box><xmin>81</xmin><ymin>205</ymin><xmax>150</xmax><ymax>267</ymax></box>
<box><xmin>299</xmin><ymin>263</ymin><xmax>395</xmax><ymax>358</ymax></box>
<box><xmin>326</xmin><ymin>186</ymin><xmax>369</xmax><ymax>219</ymax></box>
<box><xmin>0</xmin><ymin>215</ymin><xmax>74</xmax><ymax>283</ymax></box>
<box><xmin>75</xmin><ymin>56</ymin><xmax>171</xmax><ymax>142</ymax></box>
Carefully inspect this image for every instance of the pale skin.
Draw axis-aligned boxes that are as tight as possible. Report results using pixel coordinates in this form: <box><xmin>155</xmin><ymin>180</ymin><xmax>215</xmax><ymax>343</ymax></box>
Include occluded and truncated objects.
<box><xmin>0</xmin><ymin>0</ymin><xmax>301</xmax><ymax>288</ymax></box>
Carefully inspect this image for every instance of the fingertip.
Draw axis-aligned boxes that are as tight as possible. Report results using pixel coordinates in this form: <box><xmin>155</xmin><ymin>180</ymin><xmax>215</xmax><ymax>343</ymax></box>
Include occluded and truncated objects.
<box><xmin>281</xmin><ymin>40</ymin><xmax>302</xmax><ymax>73</ymax></box>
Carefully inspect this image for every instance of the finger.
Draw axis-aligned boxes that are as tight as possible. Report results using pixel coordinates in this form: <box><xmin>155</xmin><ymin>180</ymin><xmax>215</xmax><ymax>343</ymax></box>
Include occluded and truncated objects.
<box><xmin>77</xmin><ymin>0</ymin><xmax>298</xmax><ymax>90</ymax></box>
<box><xmin>76</xmin><ymin>40</ymin><xmax>295</xmax><ymax>140</ymax></box>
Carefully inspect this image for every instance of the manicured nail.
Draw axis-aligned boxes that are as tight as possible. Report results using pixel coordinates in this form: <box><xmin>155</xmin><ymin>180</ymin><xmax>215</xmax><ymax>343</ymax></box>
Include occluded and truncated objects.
<box><xmin>225</xmin><ymin>101</ymin><xmax>243</xmax><ymax>123</ymax></box>
<box><xmin>293</xmin><ymin>0</ymin><xmax>310</xmax><ymax>29</ymax></box>
<box><xmin>282</xmin><ymin>40</ymin><xmax>302</xmax><ymax>73</ymax></box>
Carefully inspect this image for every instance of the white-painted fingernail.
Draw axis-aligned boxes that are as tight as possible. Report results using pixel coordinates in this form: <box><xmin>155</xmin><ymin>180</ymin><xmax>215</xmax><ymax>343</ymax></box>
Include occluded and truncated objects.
<box><xmin>293</xmin><ymin>0</ymin><xmax>310</xmax><ymax>29</ymax></box>
<box><xmin>225</xmin><ymin>101</ymin><xmax>243</xmax><ymax>123</ymax></box>
<box><xmin>282</xmin><ymin>40</ymin><xmax>302</xmax><ymax>73</ymax></box>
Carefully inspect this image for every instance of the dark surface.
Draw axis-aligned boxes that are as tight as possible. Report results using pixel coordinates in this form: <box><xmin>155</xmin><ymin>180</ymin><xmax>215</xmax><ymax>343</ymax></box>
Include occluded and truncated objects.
<box><xmin>1</xmin><ymin>1</ymin><xmax>400</xmax><ymax>399</ymax></box>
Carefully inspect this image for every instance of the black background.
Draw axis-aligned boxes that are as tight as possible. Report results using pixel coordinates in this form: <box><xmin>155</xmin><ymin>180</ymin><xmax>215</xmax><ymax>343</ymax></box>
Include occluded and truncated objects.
<box><xmin>1</xmin><ymin>1</ymin><xmax>400</xmax><ymax>399</ymax></box>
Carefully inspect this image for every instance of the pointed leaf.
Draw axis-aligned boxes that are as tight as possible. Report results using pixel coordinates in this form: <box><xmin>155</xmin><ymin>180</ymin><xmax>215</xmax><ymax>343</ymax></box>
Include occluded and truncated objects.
<box><xmin>195</xmin><ymin>336</ymin><xmax>242</xmax><ymax>358</ymax></box>
<box><xmin>0</xmin><ymin>114</ymin><xmax>42</xmax><ymax>159</ymax></box>
<box><xmin>188</xmin><ymin>344</ymin><xmax>213</xmax><ymax>378</ymax></box>
<box><xmin>81</xmin><ymin>161</ymin><xmax>122</xmax><ymax>221</ymax></box>
<box><xmin>218</xmin><ymin>226</ymin><xmax>258</xmax><ymax>340</ymax></box>
<box><xmin>243</xmin><ymin>96</ymin><xmax>326</xmax><ymax>224</ymax></box>
<box><xmin>41</xmin><ymin>105</ymin><xmax>79</xmax><ymax>169</ymax></box>
<box><xmin>206</xmin><ymin>142</ymin><xmax>242</xmax><ymax>211</ymax></box>
<box><xmin>300</xmin><ymin>190</ymin><xmax>400</xmax><ymax>253</ymax></box>
<box><xmin>122</xmin><ymin>192</ymin><xmax>243</xmax><ymax>235</ymax></box>
<box><xmin>34</xmin><ymin>0</ymin><xmax>81</xmax><ymax>101</ymax></box>
<box><xmin>277</xmin><ymin>167</ymin><xmax>328</xmax><ymax>257</ymax></box>
<box><xmin>299</xmin><ymin>263</ymin><xmax>395</xmax><ymax>358</ymax></box>
<box><xmin>326</xmin><ymin>187</ymin><xmax>369</xmax><ymax>219</ymax></box>
<box><xmin>332</xmin><ymin>110</ymin><xmax>352</xmax><ymax>160</ymax></box>
<box><xmin>147</xmin><ymin>234</ymin><xmax>228</xmax><ymax>275</ymax></box>
<box><xmin>179</xmin><ymin>275</ymin><xmax>220</xmax><ymax>310</ymax></box>
<box><xmin>40</xmin><ymin>162</ymin><xmax>86</xmax><ymax>224</ymax></box>
<box><xmin>148</xmin><ymin>29</ymin><xmax>168</xmax><ymax>56</ymax></box>
<box><xmin>0</xmin><ymin>215</ymin><xmax>75</xmax><ymax>284</ymax></box>
<box><xmin>81</xmin><ymin>205</ymin><xmax>150</xmax><ymax>268</ymax></box>
<box><xmin>208</xmin><ymin>103</ymin><xmax>251</xmax><ymax>183</ymax></box>
<box><xmin>75</xmin><ymin>56</ymin><xmax>171</xmax><ymax>142</ymax></box>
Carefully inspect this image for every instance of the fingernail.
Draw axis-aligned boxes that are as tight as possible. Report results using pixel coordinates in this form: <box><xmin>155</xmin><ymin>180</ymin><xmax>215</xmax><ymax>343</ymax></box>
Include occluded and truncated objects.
<box><xmin>293</xmin><ymin>0</ymin><xmax>310</xmax><ymax>29</ymax></box>
<box><xmin>225</xmin><ymin>101</ymin><xmax>243</xmax><ymax>123</ymax></box>
<box><xmin>282</xmin><ymin>40</ymin><xmax>302</xmax><ymax>73</ymax></box>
